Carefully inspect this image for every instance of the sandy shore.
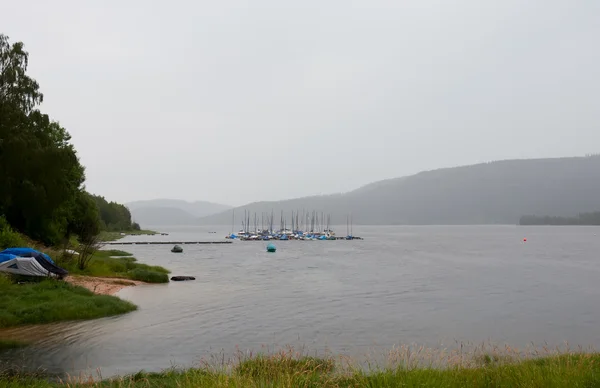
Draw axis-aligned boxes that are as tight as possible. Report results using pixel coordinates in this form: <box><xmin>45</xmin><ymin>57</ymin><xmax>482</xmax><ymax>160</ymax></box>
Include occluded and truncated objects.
<box><xmin>65</xmin><ymin>275</ymin><xmax>143</xmax><ymax>295</ymax></box>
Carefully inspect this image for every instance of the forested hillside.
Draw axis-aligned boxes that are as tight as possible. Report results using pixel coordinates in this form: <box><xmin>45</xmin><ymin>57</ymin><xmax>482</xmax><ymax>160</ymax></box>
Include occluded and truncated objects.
<box><xmin>0</xmin><ymin>34</ymin><xmax>136</xmax><ymax>246</ymax></box>
<box><xmin>125</xmin><ymin>199</ymin><xmax>231</xmax><ymax>226</ymax></box>
<box><xmin>197</xmin><ymin>155</ymin><xmax>600</xmax><ymax>226</ymax></box>
<box><xmin>520</xmin><ymin>211</ymin><xmax>600</xmax><ymax>226</ymax></box>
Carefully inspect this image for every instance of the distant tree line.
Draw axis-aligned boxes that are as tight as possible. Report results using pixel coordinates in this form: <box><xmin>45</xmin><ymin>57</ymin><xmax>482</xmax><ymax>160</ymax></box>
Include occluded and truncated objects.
<box><xmin>519</xmin><ymin>212</ymin><xmax>600</xmax><ymax>226</ymax></box>
<box><xmin>0</xmin><ymin>34</ymin><xmax>139</xmax><ymax>246</ymax></box>
<box><xmin>91</xmin><ymin>194</ymin><xmax>140</xmax><ymax>232</ymax></box>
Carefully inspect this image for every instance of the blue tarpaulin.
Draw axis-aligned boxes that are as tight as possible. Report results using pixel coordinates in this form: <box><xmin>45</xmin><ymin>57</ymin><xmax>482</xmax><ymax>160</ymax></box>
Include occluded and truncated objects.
<box><xmin>0</xmin><ymin>253</ymin><xmax>17</xmax><ymax>264</ymax></box>
<box><xmin>0</xmin><ymin>248</ymin><xmax>55</xmax><ymax>264</ymax></box>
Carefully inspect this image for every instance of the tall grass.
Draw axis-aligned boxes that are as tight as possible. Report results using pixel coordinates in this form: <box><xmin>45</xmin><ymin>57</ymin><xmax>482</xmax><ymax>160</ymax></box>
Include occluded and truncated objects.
<box><xmin>0</xmin><ymin>216</ymin><xmax>26</xmax><ymax>250</ymax></box>
<box><xmin>56</xmin><ymin>250</ymin><xmax>170</xmax><ymax>284</ymax></box>
<box><xmin>0</xmin><ymin>339</ymin><xmax>28</xmax><ymax>351</ymax></box>
<box><xmin>2</xmin><ymin>347</ymin><xmax>599</xmax><ymax>387</ymax></box>
<box><xmin>0</xmin><ymin>274</ymin><xmax>137</xmax><ymax>328</ymax></box>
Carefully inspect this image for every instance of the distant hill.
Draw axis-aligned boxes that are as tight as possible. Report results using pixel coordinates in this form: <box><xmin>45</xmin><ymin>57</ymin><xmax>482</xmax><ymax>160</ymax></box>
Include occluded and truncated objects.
<box><xmin>196</xmin><ymin>155</ymin><xmax>600</xmax><ymax>226</ymax></box>
<box><xmin>126</xmin><ymin>199</ymin><xmax>231</xmax><ymax>226</ymax></box>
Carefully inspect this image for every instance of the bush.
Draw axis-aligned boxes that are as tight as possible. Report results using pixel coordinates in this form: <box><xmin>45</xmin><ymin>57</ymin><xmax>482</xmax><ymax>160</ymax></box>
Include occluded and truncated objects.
<box><xmin>0</xmin><ymin>216</ymin><xmax>26</xmax><ymax>250</ymax></box>
<box><xmin>0</xmin><ymin>339</ymin><xmax>28</xmax><ymax>350</ymax></box>
<box><xmin>126</xmin><ymin>268</ymin><xmax>169</xmax><ymax>283</ymax></box>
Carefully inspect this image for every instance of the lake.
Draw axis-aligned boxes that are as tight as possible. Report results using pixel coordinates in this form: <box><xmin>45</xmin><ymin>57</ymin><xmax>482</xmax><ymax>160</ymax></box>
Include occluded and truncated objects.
<box><xmin>2</xmin><ymin>225</ymin><xmax>600</xmax><ymax>378</ymax></box>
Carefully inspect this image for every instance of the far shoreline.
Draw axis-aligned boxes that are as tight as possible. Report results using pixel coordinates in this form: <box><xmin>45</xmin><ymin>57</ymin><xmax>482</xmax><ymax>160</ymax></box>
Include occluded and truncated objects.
<box><xmin>99</xmin><ymin>229</ymin><xmax>159</xmax><ymax>242</ymax></box>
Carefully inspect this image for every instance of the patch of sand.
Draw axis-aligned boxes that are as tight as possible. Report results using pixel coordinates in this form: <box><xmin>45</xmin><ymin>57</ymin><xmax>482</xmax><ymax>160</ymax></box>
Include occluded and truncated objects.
<box><xmin>65</xmin><ymin>275</ymin><xmax>143</xmax><ymax>295</ymax></box>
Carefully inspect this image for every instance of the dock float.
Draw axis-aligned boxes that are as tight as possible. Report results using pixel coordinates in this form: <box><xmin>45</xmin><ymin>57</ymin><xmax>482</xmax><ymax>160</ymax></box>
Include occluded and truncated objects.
<box><xmin>105</xmin><ymin>241</ymin><xmax>233</xmax><ymax>245</ymax></box>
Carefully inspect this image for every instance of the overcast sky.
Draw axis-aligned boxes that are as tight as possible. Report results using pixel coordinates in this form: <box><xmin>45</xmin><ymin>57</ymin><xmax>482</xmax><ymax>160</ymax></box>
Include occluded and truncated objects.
<box><xmin>2</xmin><ymin>0</ymin><xmax>598</xmax><ymax>206</ymax></box>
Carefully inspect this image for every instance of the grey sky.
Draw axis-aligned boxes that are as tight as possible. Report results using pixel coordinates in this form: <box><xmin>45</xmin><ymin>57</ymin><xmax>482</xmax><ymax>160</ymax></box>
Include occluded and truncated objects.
<box><xmin>2</xmin><ymin>0</ymin><xmax>598</xmax><ymax>206</ymax></box>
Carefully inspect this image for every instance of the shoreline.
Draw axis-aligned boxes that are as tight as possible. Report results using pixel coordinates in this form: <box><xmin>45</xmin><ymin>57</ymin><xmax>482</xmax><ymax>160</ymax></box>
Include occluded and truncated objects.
<box><xmin>63</xmin><ymin>275</ymin><xmax>146</xmax><ymax>295</ymax></box>
<box><xmin>1</xmin><ymin>351</ymin><xmax>599</xmax><ymax>387</ymax></box>
<box><xmin>99</xmin><ymin>229</ymin><xmax>159</xmax><ymax>242</ymax></box>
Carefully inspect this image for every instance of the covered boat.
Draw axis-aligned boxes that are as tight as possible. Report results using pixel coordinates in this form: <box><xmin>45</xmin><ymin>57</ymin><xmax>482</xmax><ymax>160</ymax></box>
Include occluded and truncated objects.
<box><xmin>0</xmin><ymin>247</ymin><xmax>68</xmax><ymax>278</ymax></box>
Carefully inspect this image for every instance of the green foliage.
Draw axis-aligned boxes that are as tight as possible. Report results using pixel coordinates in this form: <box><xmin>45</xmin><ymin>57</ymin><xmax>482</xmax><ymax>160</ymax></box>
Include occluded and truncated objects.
<box><xmin>0</xmin><ymin>216</ymin><xmax>25</xmax><ymax>249</ymax></box>
<box><xmin>0</xmin><ymin>34</ymin><xmax>92</xmax><ymax>246</ymax></box>
<box><xmin>102</xmin><ymin>249</ymin><xmax>133</xmax><ymax>257</ymax></box>
<box><xmin>235</xmin><ymin>355</ymin><xmax>334</xmax><ymax>379</ymax></box>
<box><xmin>0</xmin><ymin>274</ymin><xmax>137</xmax><ymax>328</ymax></box>
<box><xmin>0</xmin><ymin>34</ymin><xmax>142</xmax><ymax>247</ymax></box>
<box><xmin>126</xmin><ymin>268</ymin><xmax>169</xmax><ymax>283</ymax></box>
<box><xmin>55</xmin><ymin>250</ymin><xmax>170</xmax><ymax>284</ymax></box>
<box><xmin>66</xmin><ymin>191</ymin><xmax>101</xmax><ymax>243</ymax></box>
<box><xmin>3</xmin><ymin>352</ymin><xmax>600</xmax><ymax>387</ymax></box>
<box><xmin>91</xmin><ymin>195</ymin><xmax>136</xmax><ymax>232</ymax></box>
<box><xmin>0</xmin><ymin>339</ymin><xmax>28</xmax><ymax>350</ymax></box>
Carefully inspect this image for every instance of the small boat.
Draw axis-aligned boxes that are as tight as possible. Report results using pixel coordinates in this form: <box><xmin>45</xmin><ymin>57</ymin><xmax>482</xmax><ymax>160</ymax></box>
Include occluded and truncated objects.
<box><xmin>171</xmin><ymin>245</ymin><xmax>183</xmax><ymax>253</ymax></box>
<box><xmin>266</xmin><ymin>243</ymin><xmax>276</xmax><ymax>252</ymax></box>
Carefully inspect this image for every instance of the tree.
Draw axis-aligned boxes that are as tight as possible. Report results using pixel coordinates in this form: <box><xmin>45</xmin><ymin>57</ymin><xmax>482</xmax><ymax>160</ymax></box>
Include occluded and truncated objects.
<box><xmin>91</xmin><ymin>194</ymin><xmax>135</xmax><ymax>231</ymax></box>
<box><xmin>0</xmin><ymin>34</ymin><xmax>43</xmax><ymax>113</ymax></box>
<box><xmin>66</xmin><ymin>191</ymin><xmax>101</xmax><ymax>243</ymax></box>
<box><xmin>0</xmin><ymin>34</ymin><xmax>87</xmax><ymax>245</ymax></box>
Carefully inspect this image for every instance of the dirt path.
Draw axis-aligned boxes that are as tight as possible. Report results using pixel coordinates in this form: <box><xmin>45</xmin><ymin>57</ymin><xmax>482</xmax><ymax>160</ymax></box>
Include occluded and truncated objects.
<box><xmin>65</xmin><ymin>275</ymin><xmax>144</xmax><ymax>295</ymax></box>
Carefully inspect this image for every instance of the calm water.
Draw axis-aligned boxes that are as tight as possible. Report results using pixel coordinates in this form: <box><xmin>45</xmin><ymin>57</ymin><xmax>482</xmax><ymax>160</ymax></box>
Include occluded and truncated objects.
<box><xmin>2</xmin><ymin>225</ymin><xmax>600</xmax><ymax>377</ymax></box>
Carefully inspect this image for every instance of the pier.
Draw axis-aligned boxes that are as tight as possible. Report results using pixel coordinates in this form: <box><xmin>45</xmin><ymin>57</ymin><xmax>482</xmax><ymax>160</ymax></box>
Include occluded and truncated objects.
<box><xmin>105</xmin><ymin>241</ymin><xmax>233</xmax><ymax>245</ymax></box>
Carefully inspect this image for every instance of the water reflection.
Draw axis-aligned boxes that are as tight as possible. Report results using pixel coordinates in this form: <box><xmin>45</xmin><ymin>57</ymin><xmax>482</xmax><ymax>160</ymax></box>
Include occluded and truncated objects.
<box><xmin>2</xmin><ymin>225</ymin><xmax>600</xmax><ymax>378</ymax></box>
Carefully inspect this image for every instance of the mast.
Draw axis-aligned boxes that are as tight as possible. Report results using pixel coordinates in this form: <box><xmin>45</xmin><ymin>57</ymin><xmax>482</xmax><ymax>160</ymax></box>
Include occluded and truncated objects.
<box><xmin>346</xmin><ymin>214</ymin><xmax>349</xmax><ymax>236</ymax></box>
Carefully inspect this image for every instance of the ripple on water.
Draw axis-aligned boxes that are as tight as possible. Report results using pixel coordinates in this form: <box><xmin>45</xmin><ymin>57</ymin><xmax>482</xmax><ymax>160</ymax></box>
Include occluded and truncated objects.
<box><xmin>2</xmin><ymin>225</ymin><xmax>600</xmax><ymax>378</ymax></box>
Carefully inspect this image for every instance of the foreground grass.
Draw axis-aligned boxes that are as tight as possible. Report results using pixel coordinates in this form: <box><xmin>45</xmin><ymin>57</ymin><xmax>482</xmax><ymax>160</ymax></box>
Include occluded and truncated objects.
<box><xmin>57</xmin><ymin>249</ymin><xmax>170</xmax><ymax>284</ymax></box>
<box><xmin>99</xmin><ymin>230</ymin><xmax>158</xmax><ymax>242</ymax></box>
<box><xmin>0</xmin><ymin>339</ymin><xmax>28</xmax><ymax>351</ymax></box>
<box><xmin>1</xmin><ymin>352</ymin><xmax>599</xmax><ymax>387</ymax></box>
<box><xmin>0</xmin><ymin>274</ymin><xmax>137</xmax><ymax>329</ymax></box>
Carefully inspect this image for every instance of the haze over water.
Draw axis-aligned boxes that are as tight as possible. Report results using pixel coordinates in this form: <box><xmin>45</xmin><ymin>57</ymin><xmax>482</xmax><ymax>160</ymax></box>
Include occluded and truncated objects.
<box><xmin>2</xmin><ymin>225</ymin><xmax>600</xmax><ymax>378</ymax></box>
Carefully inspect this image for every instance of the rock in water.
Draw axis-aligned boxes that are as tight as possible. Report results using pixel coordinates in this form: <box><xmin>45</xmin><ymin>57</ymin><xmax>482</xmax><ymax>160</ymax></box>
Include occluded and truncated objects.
<box><xmin>171</xmin><ymin>276</ymin><xmax>196</xmax><ymax>281</ymax></box>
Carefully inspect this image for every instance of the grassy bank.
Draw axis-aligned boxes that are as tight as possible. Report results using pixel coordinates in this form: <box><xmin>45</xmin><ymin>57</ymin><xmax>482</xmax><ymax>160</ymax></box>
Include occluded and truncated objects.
<box><xmin>1</xmin><ymin>222</ymin><xmax>168</xmax><ymax>283</ymax></box>
<box><xmin>0</xmin><ymin>339</ymin><xmax>27</xmax><ymax>351</ymax></box>
<box><xmin>57</xmin><ymin>249</ymin><xmax>170</xmax><ymax>284</ymax></box>
<box><xmin>0</xmin><ymin>274</ymin><xmax>137</xmax><ymax>329</ymax></box>
<box><xmin>99</xmin><ymin>230</ymin><xmax>158</xmax><ymax>242</ymax></box>
<box><xmin>1</xmin><ymin>352</ymin><xmax>599</xmax><ymax>387</ymax></box>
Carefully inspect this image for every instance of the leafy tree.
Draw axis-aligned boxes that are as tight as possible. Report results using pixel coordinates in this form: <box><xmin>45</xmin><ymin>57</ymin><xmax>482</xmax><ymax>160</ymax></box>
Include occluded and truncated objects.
<box><xmin>91</xmin><ymin>194</ymin><xmax>136</xmax><ymax>231</ymax></box>
<box><xmin>66</xmin><ymin>191</ymin><xmax>101</xmax><ymax>243</ymax></box>
<box><xmin>0</xmin><ymin>34</ymin><xmax>89</xmax><ymax>245</ymax></box>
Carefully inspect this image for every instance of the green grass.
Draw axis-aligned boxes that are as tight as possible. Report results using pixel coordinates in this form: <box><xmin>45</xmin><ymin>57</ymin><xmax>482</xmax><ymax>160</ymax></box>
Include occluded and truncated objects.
<box><xmin>99</xmin><ymin>249</ymin><xmax>133</xmax><ymax>257</ymax></box>
<box><xmin>0</xmin><ymin>339</ymin><xmax>28</xmax><ymax>351</ymax></box>
<box><xmin>56</xmin><ymin>249</ymin><xmax>170</xmax><ymax>284</ymax></box>
<box><xmin>0</xmin><ymin>217</ymin><xmax>26</xmax><ymax>250</ymax></box>
<box><xmin>99</xmin><ymin>230</ymin><xmax>158</xmax><ymax>242</ymax></box>
<box><xmin>1</xmin><ymin>352</ymin><xmax>600</xmax><ymax>387</ymax></box>
<box><xmin>0</xmin><ymin>274</ymin><xmax>137</xmax><ymax>329</ymax></box>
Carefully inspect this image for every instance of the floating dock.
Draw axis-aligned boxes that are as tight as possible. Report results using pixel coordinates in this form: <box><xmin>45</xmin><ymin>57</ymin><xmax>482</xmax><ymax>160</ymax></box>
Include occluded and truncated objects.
<box><xmin>105</xmin><ymin>241</ymin><xmax>233</xmax><ymax>245</ymax></box>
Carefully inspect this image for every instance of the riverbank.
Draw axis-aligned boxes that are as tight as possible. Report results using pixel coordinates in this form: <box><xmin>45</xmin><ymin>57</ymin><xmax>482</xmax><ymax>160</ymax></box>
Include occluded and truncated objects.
<box><xmin>1</xmin><ymin>351</ymin><xmax>599</xmax><ymax>387</ymax></box>
<box><xmin>0</xmin><ymin>242</ymin><xmax>169</xmax><ymax>331</ymax></box>
<box><xmin>58</xmin><ymin>249</ymin><xmax>170</xmax><ymax>284</ymax></box>
<box><xmin>64</xmin><ymin>275</ymin><xmax>142</xmax><ymax>295</ymax></box>
<box><xmin>99</xmin><ymin>230</ymin><xmax>159</xmax><ymax>242</ymax></box>
<box><xmin>0</xmin><ymin>274</ymin><xmax>137</xmax><ymax>329</ymax></box>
